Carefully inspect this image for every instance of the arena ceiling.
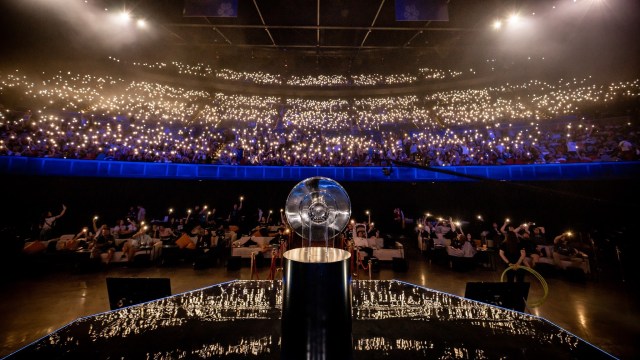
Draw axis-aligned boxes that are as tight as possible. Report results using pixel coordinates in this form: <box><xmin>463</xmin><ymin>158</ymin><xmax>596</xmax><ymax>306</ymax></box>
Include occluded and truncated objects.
<box><xmin>1</xmin><ymin>0</ymin><xmax>639</xmax><ymax>77</ymax></box>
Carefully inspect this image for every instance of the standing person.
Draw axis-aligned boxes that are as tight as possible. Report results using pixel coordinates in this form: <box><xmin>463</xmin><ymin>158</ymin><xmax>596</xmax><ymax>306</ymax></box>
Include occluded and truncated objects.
<box><xmin>487</xmin><ymin>221</ymin><xmax>503</xmax><ymax>248</ymax></box>
<box><xmin>499</xmin><ymin>231</ymin><xmax>527</xmax><ymax>282</ymax></box>
<box><xmin>136</xmin><ymin>204</ymin><xmax>146</xmax><ymax>224</ymax></box>
<box><xmin>227</xmin><ymin>197</ymin><xmax>244</xmax><ymax>227</ymax></box>
<box><xmin>39</xmin><ymin>204</ymin><xmax>67</xmax><ymax>240</ymax></box>
<box><xmin>126</xmin><ymin>206</ymin><xmax>138</xmax><ymax>222</ymax></box>
<box><xmin>393</xmin><ymin>208</ymin><xmax>405</xmax><ymax>234</ymax></box>
<box><xmin>198</xmin><ymin>205</ymin><xmax>213</xmax><ymax>227</ymax></box>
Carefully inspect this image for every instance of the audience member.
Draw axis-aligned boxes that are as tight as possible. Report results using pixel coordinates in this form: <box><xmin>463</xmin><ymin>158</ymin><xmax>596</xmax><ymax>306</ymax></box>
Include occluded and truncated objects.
<box><xmin>499</xmin><ymin>231</ymin><xmax>527</xmax><ymax>282</ymax></box>
<box><xmin>91</xmin><ymin>225</ymin><xmax>116</xmax><ymax>264</ymax></box>
<box><xmin>111</xmin><ymin>219</ymin><xmax>137</xmax><ymax>239</ymax></box>
<box><xmin>136</xmin><ymin>205</ymin><xmax>146</xmax><ymax>224</ymax></box>
<box><xmin>353</xmin><ymin>224</ymin><xmax>374</xmax><ymax>258</ymax></box>
<box><xmin>526</xmin><ymin>225</ymin><xmax>549</xmax><ymax>266</ymax></box>
<box><xmin>121</xmin><ymin>226</ymin><xmax>153</xmax><ymax>262</ymax></box>
<box><xmin>39</xmin><ymin>204</ymin><xmax>67</xmax><ymax>241</ymax></box>
<box><xmin>62</xmin><ymin>227</ymin><xmax>92</xmax><ymax>251</ymax></box>
<box><xmin>157</xmin><ymin>223</ymin><xmax>177</xmax><ymax>242</ymax></box>
<box><xmin>553</xmin><ymin>231</ymin><xmax>588</xmax><ymax>260</ymax></box>
<box><xmin>487</xmin><ymin>222</ymin><xmax>503</xmax><ymax>247</ymax></box>
<box><xmin>227</xmin><ymin>198</ymin><xmax>244</xmax><ymax>227</ymax></box>
<box><xmin>448</xmin><ymin>233</ymin><xmax>477</xmax><ymax>258</ymax></box>
<box><xmin>126</xmin><ymin>206</ymin><xmax>138</xmax><ymax>222</ymax></box>
<box><xmin>269</xmin><ymin>227</ymin><xmax>287</xmax><ymax>246</ymax></box>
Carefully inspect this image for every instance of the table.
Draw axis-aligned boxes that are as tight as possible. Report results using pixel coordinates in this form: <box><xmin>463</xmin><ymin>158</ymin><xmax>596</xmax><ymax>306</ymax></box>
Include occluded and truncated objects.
<box><xmin>475</xmin><ymin>249</ymin><xmax>498</xmax><ymax>271</ymax></box>
<box><xmin>427</xmin><ymin>245</ymin><xmax>449</xmax><ymax>266</ymax></box>
<box><xmin>159</xmin><ymin>244</ymin><xmax>180</xmax><ymax>266</ymax></box>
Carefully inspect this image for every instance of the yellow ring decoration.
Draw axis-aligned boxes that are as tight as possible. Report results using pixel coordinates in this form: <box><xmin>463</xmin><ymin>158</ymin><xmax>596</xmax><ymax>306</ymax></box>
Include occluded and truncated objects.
<box><xmin>500</xmin><ymin>265</ymin><xmax>549</xmax><ymax>308</ymax></box>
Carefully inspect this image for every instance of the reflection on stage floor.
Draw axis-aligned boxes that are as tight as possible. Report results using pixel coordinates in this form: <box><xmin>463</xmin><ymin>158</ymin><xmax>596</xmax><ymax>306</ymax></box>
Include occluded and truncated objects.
<box><xmin>4</xmin><ymin>280</ymin><xmax>615</xmax><ymax>359</ymax></box>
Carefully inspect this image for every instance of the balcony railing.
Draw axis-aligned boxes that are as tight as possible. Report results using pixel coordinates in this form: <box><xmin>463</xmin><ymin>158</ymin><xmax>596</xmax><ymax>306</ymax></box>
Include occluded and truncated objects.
<box><xmin>1</xmin><ymin>157</ymin><xmax>638</xmax><ymax>182</ymax></box>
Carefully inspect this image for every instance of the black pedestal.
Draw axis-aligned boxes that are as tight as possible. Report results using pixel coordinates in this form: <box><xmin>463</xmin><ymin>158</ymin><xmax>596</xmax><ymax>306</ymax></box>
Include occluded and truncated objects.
<box><xmin>281</xmin><ymin>247</ymin><xmax>352</xmax><ymax>360</ymax></box>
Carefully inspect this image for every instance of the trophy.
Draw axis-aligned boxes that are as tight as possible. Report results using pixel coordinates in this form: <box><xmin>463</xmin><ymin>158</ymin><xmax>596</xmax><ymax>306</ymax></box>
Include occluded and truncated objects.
<box><xmin>281</xmin><ymin>177</ymin><xmax>353</xmax><ymax>360</ymax></box>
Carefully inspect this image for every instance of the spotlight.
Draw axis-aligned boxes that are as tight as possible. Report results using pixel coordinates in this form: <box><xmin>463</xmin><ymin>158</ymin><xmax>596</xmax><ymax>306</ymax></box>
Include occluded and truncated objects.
<box><xmin>117</xmin><ymin>11</ymin><xmax>131</xmax><ymax>24</ymax></box>
<box><xmin>507</xmin><ymin>14</ymin><xmax>520</xmax><ymax>26</ymax></box>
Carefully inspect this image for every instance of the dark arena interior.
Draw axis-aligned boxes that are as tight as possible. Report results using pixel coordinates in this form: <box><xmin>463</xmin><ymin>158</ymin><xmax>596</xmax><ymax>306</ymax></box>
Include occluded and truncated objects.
<box><xmin>0</xmin><ymin>1</ymin><xmax>639</xmax><ymax>359</ymax></box>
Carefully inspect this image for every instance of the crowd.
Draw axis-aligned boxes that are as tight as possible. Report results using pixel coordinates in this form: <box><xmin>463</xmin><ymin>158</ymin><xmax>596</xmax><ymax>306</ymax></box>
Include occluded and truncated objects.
<box><xmin>115</xmin><ymin>58</ymin><xmax>466</xmax><ymax>87</ymax></box>
<box><xmin>31</xmin><ymin>197</ymin><xmax>593</xmax><ymax>279</ymax></box>
<box><xmin>0</xmin><ymin>68</ymin><xmax>638</xmax><ymax>166</ymax></box>
<box><xmin>413</xmin><ymin>214</ymin><xmax>593</xmax><ymax>280</ymax></box>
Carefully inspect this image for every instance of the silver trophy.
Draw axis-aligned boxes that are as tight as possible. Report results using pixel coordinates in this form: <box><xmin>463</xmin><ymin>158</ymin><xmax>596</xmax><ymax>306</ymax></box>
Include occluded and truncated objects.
<box><xmin>284</xmin><ymin>176</ymin><xmax>351</xmax><ymax>253</ymax></box>
<box><xmin>281</xmin><ymin>177</ymin><xmax>353</xmax><ymax>360</ymax></box>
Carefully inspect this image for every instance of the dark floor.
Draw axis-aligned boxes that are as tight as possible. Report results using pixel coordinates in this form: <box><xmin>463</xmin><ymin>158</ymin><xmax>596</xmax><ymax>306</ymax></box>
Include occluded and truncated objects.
<box><xmin>1</xmin><ymin>242</ymin><xmax>638</xmax><ymax>359</ymax></box>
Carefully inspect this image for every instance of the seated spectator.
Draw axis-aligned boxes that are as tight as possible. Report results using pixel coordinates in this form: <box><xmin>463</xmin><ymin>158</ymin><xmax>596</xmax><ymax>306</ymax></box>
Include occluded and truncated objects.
<box><xmin>342</xmin><ymin>222</ymin><xmax>354</xmax><ymax>243</ymax></box>
<box><xmin>213</xmin><ymin>224</ymin><xmax>228</xmax><ymax>247</ymax></box>
<box><xmin>192</xmin><ymin>226</ymin><xmax>212</xmax><ymax>249</ymax></box>
<box><xmin>367</xmin><ymin>223</ymin><xmax>380</xmax><ymax>239</ymax></box>
<box><xmin>446</xmin><ymin>233</ymin><xmax>477</xmax><ymax>271</ymax></box>
<box><xmin>121</xmin><ymin>226</ymin><xmax>153</xmax><ymax>262</ymax></box>
<box><xmin>618</xmin><ymin>139</ymin><xmax>635</xmax><ymax>161</ymax></box>
<box><xmin>252</xmin><ymin>225</ymin><xmax>270</xmax><ymax>237</ymax></box>
<box><xmin>60</xmin><ymin>228</ymin><xmax>92</xmax><ymax>251</ymax></box>
<box><xmin>157</xmin><ymin>224</ymin><xmax>177</xmax><ymax>243</ymax></box>
<box><xmin>434</xmin><ymin>219</ymin><xmax>456</xmax><ymax>247</ymax></box>
<box><xmin>531</xmin><ymin>226</ymin><xmax>548</xmax><ymax>245</ymax></box>
<box><xmin>269</xmin><ymin>227</ymin><xmax>287</xmax><ymax>246</ymax></box>
<box><xmin>206</xmin><ymin>225</ymin><xmax>230</xmax><ymax>266</ymax></box>
<box><xmin>112</xmin><ymin>219</ymin><xmax>137</xmax><ymax>239</ymax></box>
<box><xmin>519</xmin><ymin>224</ymin><xmax>549</xmax><ymax>267</ymax></box>
<box><xmin>553</xmin><ymin>231</ymin><xmax>587</xmax><ymax>260</ymax></box>
<box><xmin>90</xmin><ymin>225</ymin><xmax>116</xmax><ymax>264</ymax></box>
<box><xmin>353</xmin><ymin>224</ymin><xmax>374</xmax><ymax>258</ymax></box>
<box><xmin>191</xmin><ymin>225</ymin><xmax>214</xmax><ymax>261</ymax></box>
<box><xmin>520</xmin><ymin>229</ymin><xmax>539</xmax><ymax>268</ymax></box>
<box><xmin>71</xmin><ymin>228</ymin><xmax>94</xmax><ymax>250</ymax></box>
<box><xmin>447</xmin><ymin>233</ymin><xmax>476</xmax><ymax>258</ymax></box>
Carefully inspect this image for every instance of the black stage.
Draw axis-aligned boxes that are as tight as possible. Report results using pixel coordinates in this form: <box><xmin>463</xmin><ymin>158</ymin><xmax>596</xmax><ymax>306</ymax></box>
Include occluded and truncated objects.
<box><xmin>3</xmin><ymin>280</ymin><xmax>615</xmax><ymax>359</ymax></box>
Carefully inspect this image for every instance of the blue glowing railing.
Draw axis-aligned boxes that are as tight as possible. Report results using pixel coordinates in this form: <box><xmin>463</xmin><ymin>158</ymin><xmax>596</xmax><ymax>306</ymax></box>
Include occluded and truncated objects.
<box><xmin>1</xmin><ymin>157</ymin><xmax>638</xmax><ymax>182</ymax></box>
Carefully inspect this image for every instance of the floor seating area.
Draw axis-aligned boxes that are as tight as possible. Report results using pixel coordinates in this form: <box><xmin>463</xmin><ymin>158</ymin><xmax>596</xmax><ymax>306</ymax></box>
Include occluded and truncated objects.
<box><xmin>232</xmin><ymin>236</ymin><xmax>276</xmax><ymax>259</ymax></box>
<box><xmin>354</xmin><ymin>236</ymin><xmax>404</xmax><ymax>262</ymax></box>
<box><xmin>22</xmin><ymin>232</ymin><xmax>589</xmax><ymax>281</ymax></box>
<box><xmin>21</xmin><ymin>230</ymin><xmax>240</xmax><ymax>268</ymax></box>
<box><xmin>418</xmin><ymin>237</ymin><xmax>591</xmax><ymax>276</ymax></box>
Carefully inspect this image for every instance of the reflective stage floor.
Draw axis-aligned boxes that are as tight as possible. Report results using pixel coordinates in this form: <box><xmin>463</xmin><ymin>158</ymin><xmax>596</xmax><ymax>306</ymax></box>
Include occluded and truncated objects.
<box><xmin>0</xmin><ymin>247</ymin><xmax>638</xmax><ymax>359</ymax></box>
